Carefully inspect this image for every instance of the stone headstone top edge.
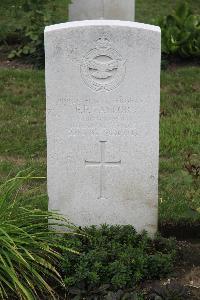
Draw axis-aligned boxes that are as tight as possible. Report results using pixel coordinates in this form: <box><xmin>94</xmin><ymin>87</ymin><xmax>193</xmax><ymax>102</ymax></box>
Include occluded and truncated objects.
<box><xmin>44</xmin><ymin>20</ymin><xmax>161</xmax><ymax>34</ymax></box>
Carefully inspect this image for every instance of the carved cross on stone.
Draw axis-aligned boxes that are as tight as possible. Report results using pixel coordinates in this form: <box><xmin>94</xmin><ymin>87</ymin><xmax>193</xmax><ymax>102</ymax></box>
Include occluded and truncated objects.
<box><xmin>85</xmin><ymin>141</ymin><xmax>121</xmax><ymax>199</ymax></box>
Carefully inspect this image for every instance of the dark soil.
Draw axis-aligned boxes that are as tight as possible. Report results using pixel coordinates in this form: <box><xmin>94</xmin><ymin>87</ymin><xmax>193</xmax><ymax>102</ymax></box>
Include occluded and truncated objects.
<box><xmin>162</xmin><ymin>54</ymin><xmax>200</xmax><ymax>71</ymax></box>
<box><xmin>0</xmin><ymin>45</ymin><xmax>34</xmax><ymax>69</ymax></box>
<box><xmin>142</xmin><ymin>241</ymin><xmax>200</xmax><ymax>299</ymax></box>
<box><xmin>159</xmin><ymin>221</ymin><xmax>200</xmax><ymax>240</ymax></box>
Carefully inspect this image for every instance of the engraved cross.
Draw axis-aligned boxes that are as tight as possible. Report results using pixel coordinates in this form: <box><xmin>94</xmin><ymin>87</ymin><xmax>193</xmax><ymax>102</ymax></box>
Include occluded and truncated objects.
<box><xmin>85</xmin><ymin>141</ymin><xmax>121</xmax><ymax>199</ymax></box>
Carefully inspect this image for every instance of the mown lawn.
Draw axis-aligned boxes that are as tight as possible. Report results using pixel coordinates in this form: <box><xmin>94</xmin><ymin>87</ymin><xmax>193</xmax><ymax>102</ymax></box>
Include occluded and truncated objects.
<box><xmin>159</xmin><ymin>67</ymin><xmax>199</xmax><ymax>223</ymax></box>
<box><xmin>0</xmin><ymin>66</ymin><xmax>199</xmax><ymax>224</ymax></box>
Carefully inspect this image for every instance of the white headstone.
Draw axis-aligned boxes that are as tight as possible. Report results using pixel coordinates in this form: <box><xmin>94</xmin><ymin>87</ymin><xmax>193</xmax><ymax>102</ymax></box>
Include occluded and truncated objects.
<box><xmin>45</xmin><ymin>20</ymin><xmax>161</xmax><ymax>236</ymax></box>
<box><xmin>69</xmin><ymin>0</ymin><xmax>135</xmax><ymax>21</ymax></box>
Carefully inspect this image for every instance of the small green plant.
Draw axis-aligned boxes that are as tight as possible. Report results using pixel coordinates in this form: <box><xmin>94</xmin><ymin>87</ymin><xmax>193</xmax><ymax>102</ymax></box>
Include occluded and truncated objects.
<box><xmin>0</xmin><ymin>172</ymin><xmax>76</xmax><ymax>300</ymax></box>
<box><xmin>61</xmin><ymin>225</ymin><xmax>177</xmax><ymax>298</ymax></box>
<box><xmin>156</xmin><ymin>2</ymin><xmax>200</xmax><ymax>58</ymax></box>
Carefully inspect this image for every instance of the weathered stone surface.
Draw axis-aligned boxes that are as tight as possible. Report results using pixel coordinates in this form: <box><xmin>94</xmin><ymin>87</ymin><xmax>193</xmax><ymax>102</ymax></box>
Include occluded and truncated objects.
<box><xmin>69</xmin><ymin>0</ymin><xmax>135</xmax><ymax>21</ymax></box>
<box><xmin>45</xmin><ymin>20</ymin><xmax>161</xmax><ymax>236</ymax></box>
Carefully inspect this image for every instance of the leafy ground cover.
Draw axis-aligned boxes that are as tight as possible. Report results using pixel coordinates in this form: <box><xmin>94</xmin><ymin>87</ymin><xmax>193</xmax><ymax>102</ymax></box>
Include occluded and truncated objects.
<box><xmin>61</xmin><ymin>225</ymin><xmax>177</xmax><ymax>299</ymax></box>
<box><xmin>0</xmin><ymin>66</ymin><xmax>199</xmax><ymax>227</ymax></box>
<box><xmin>59</xmin><ymin>226</ymin><xmax>200</xmax><ymax>299</ymax></box>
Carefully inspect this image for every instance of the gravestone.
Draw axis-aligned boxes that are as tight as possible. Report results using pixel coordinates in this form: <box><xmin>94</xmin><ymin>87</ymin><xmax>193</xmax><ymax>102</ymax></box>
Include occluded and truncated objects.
<box><xmin>45</xmin><ymin>20</ymin><xmax>161</xmax><ymax>236</ymax></box>
<box><xmin>69</xmin><ymin>0</ymin><xmax>135</xmax><ymax>21</ymax></box>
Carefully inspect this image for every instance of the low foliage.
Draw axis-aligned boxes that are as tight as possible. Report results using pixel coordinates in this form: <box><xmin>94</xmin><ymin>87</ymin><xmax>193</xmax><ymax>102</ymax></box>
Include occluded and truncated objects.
<box><xmin>0</xmin><ymin>172</ymin><xmax>76</xmax><ymax>300</ymax></box>
<box><xmin>156</xmin><ymin>2</ymin><xmax>200</xmax><ymax>58</ymax></box>
<box><xmin>7</xmin><ymin>0</ymin><xmax>56</xmax><ymax>67</ymax></box>
<box><xmin>61</xmin><ymin>225</ymin><xmax>177</xmax><ymax>298</ymax></box>
<box><xmin>0</xmin><ymin>0</ymin><xmax>71</xmax><ymax>67</ymax></box>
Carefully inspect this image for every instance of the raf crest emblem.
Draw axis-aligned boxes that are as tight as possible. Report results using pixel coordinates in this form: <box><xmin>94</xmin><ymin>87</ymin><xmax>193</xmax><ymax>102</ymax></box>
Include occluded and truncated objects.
<box><xmin>81</xmin><ymin>37</ymin><xmax>126</xmax><ymax>92</ymax></box>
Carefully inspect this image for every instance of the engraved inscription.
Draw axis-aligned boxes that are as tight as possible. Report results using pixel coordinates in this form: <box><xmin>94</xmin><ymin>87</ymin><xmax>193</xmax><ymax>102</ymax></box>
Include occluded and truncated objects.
<box><xmin>85</xmin><ymin>141</ymin><xmax>121</xmax><ymax>199</ymax></box>
<box><xmin>81</xmin><ymin>37</ymin><xmax>126</xmax><ymax>92</ymax></box>
<box><xmin>76</xmin><ymin>104</ymin><xmax>131</xmax><ymax>114</ymax></box>
<box><xmin>66</xmin><ymin>128</ymin><xmax>136</xmax><ymax>137</ymax></box>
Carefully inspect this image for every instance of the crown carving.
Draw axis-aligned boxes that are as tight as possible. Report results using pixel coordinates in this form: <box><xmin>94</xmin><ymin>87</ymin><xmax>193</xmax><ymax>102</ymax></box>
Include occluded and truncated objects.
<box><xmin>96</xmin><ymin>36</ymin><xmax>111</xmax><ymax>49</ymax></box>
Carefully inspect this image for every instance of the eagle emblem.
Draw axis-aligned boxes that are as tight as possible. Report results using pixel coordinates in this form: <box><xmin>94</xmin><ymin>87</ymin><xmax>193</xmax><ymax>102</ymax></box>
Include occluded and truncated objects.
<box><xmin>81</xmin><ymin>37</ymin><xmax>126</xmax><ymax>92</ymax></box>
<box><xmin>87</xmin><ymin>59</ymin><xmax>118</xmax><ymax>80</ymax></box>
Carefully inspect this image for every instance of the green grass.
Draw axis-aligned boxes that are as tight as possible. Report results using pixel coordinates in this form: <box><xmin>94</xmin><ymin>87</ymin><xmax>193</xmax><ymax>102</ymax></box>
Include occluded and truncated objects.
<box><xmin>0</xmin><ymin>69</ymin><xmax>46</xmax><ymax>157</ymax></box>
<box><xmin>135</xmin><ymin>0</ymin><xmax>200</xmax><ymax>23</ymax></box>
<box><xmin>0</xmin><ymin>69</ymin><xmax>46</xmax><ymax>190</ymax></box>
<box><xmin>0</xmin><ymin>66</ymin><xmax>199</xmax><ymax>224</ymax></box>
<box><xmin>159</xmin><ymin>67</ymin><xmax>200</xmax><ymax>222</ymax></box>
